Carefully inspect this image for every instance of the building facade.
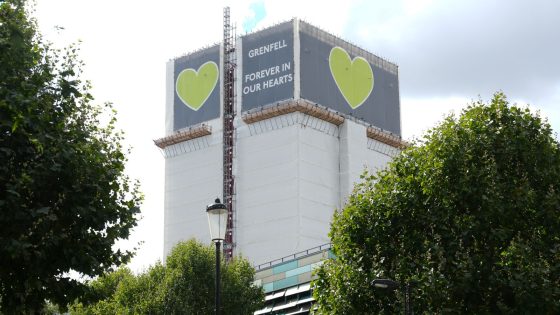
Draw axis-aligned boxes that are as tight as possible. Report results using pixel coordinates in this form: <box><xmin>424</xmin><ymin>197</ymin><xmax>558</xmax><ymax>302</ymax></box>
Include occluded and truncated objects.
<box><xmin>156</xmin><ymin>18</ymin><xmax>404</xmax><ymax>274</ymax></box>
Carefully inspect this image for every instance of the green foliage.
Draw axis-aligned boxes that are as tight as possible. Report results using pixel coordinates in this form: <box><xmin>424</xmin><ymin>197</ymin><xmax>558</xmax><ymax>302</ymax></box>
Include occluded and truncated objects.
<box><xmin>69</xmin><ymin>239</ymin><xmax>265</xmax><ymax>314</ymax></box>
<box><xmin>0</xmin><ymin>0</ymin><xmax>141</xmax><ymax>312</ymax></box>
<box><xmin>313</xmin><ymin>93</ymin><xmax>560</xmax><ymax>314</ymax></box>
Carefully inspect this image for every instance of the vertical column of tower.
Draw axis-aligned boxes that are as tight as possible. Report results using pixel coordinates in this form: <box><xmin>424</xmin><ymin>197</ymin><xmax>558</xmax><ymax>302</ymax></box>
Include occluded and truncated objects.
<box><xmin>223</xmin><ymin>7</ymin><xmax>236</xmax><ymax>261</ymax></box>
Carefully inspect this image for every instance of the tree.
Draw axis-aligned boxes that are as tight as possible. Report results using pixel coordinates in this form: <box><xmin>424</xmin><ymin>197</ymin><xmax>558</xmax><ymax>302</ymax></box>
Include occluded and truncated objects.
<box><xmin>313</xmin><ymin>93</ymin><xmax>560</xmax><ymax>314</ymax></box>
<box><xmin>69</xmin><ymin>239</ymin><xmax>265</xmax><ymax>314</ymax></box>
<box><xmin>0</xmin><ymin>0</ymin><xmax>141</xmax><ymax>312</ymax></box>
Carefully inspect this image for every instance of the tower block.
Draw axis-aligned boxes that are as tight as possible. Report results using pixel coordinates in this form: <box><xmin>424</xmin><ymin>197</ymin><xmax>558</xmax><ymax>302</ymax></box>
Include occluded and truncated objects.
<box><xmin>156</xmin><ymin>19</ymin><xmax>406</xmax><ymax>266</ymax></box>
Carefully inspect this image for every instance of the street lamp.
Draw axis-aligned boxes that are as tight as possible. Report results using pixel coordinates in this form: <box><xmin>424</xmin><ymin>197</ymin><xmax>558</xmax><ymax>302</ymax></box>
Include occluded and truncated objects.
<box><xmin>207</xmin><ymin>198</ymin><xmax>227</xmax><ymax>315</ymax></box>
<box><xmin>372</xmin><ymin>278</ymin><xmax>412</xmax><ymax>315</ymax></box>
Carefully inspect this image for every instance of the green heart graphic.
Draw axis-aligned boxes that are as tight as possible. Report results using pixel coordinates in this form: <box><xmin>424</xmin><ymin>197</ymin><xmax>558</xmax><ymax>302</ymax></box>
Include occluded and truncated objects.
<box><xmin>176</xmin><ymin>61</ymin><xmax>219</xmax><ymax>111</ymax></box>
<box><xmin>329</xmin><ymin>47</ymin><xmax>374</xmax><ymax>109</ymax></box>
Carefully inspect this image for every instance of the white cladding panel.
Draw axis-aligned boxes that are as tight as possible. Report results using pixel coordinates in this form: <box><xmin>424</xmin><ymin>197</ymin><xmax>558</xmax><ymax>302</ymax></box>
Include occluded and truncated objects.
<box><xmin>298</xmin><ymin>126</ymin><xmax>340</xmax><ymax>243</ymax></box>
<box><xmin>339</xmin><ymin>121</ymin><xmax>396</xmax><ymax>204</ymax></box>
<box><xmin>340</xmin><ymin>121</ymin><xmax>368</xmax><ymax>202</ymax></box>
<box><xmin>236</xmin><ymin>124</ymin><xmax>300</xmax><ymax>265</ymax></box>
<box><xmin>163</xmin><ymin>120</ymin><xmax>223</xmax><ymax>258</ymax></box>
<box><xmin>235</xmin><ymin>116</ymin><xmax>340</xmax><ymax>265</ymax></box>
<box><xmin>163</xmin><ymin>114</ymin><xmax>398</xmax><ymax>265</ymax></box>
<box><xmin>365</xmin><ymin>143</ymin><xmax>394</xmax><ymax>173</ymax></box>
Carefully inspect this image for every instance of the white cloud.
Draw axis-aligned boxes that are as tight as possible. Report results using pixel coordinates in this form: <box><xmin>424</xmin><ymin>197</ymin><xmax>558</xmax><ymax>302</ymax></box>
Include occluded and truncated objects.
<box><xmin>344</xmin><ymin>0</ymin><xmax>560</xmax><ymax>136</ymax></box>
<box><xmin>401</xmin><ymin>96</ymin><xmax>471</xmax><ymax>140</ymax></box>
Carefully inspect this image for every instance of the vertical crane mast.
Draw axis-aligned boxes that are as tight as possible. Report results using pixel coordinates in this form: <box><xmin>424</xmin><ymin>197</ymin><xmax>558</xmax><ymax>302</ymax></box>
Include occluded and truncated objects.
<box><xmin>222</xmin><ymin>7</ymin><xmax>236</xmax><ymax>261</ymax></box>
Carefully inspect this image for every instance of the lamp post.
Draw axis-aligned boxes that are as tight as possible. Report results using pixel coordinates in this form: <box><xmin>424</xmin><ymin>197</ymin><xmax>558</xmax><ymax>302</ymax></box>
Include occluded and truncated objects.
<box><xmin>372</xmin><ymin>278</ymin><xmax>412</xmax><ymax>315</ymax></box>
<box><xmin>207</xmin><ymin>198</ymin><xmax>227</xmax><ymax>315</ymax></box>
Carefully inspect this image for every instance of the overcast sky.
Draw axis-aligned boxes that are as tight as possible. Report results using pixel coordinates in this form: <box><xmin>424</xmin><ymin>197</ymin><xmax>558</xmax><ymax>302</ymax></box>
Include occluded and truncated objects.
<box><xmin>35</xmin><ymin>0</ymin><xmax>560</xmax><ymax>272</ymax></box>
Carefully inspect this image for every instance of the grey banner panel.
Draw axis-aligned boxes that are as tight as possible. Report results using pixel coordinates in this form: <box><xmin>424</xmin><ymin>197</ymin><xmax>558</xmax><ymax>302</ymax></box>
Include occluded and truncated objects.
<box><xmin>173</xmin><ymin>45</ymin><xmax>220</xmax><ymax>130</ymax></box>
<box><xmin>299</xmin><ymin>30</ymin><xmax>401</xmax><ymax>135</ymax></box>
<box><xmin>242</xmin><ymin>22</ymin><xmax>294</xmax><ymax>111</ymax></box>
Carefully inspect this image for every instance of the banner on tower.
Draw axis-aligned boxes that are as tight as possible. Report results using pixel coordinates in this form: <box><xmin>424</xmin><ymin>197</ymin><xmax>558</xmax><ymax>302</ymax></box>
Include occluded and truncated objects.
<box><xmin>298</xmin><ymin>21</ymin><xmax>401</xmax><ymax>135</ymax></box>
<box><xmin>169</xmin><ymin>20</ymin><xmax>401</xmax><ymax>135</ymax></box>
<box><xmin>173</xmin><ymin>44</ymin><xmax>221</xmax><ymax>130</ymax></box>
<box><xmin>241</xmin><ymin>21</ymin><xmax>294</xmax><ymax>111</ymax></box>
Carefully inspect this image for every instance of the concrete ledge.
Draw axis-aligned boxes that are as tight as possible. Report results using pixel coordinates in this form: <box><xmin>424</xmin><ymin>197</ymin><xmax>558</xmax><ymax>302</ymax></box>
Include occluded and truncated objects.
<box><xmin>154</xmin><ymin>124</ymin><xmax>212</xmax><ymax>149</ymax></box>
<box><xmin>366</xmin><ymin>126</ymin><xmax>408</xmax><ymax>149</ymax></box>
<box><xmin>242</xmin><ymin>100</ymin><xmax>345</xmax><ymax>126</ymax></box>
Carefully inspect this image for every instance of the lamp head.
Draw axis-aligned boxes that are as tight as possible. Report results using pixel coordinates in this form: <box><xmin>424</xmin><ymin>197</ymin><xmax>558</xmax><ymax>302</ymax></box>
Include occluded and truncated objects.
<box><xmin>206</xmin><ymin>198</ymin><xmax>227</xmax><ymax>242</ymax></box>
<box><xmin>372</xmin><ymin>278</ymin><xmax>400</xmax><ymax>290</ymax></box>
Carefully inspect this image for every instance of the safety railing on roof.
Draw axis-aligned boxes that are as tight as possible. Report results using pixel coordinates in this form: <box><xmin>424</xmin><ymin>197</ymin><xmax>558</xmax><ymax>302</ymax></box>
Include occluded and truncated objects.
<box><xmin>255</xmin><ymin>243</ymin><xmax>332</xmax><ymax>271</ymax></box>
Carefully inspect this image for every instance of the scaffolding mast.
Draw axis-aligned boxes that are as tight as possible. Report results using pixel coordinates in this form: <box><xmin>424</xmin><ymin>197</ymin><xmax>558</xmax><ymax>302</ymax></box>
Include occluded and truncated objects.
<box><xmin>222</xmin><ymin>7</ymin><xmax>236</xmax><ymax>261</ymax></box>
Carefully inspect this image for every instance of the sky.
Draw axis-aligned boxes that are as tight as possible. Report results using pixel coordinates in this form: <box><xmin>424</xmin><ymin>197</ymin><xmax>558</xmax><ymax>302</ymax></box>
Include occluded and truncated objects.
<box><xmin>34</xmin><ymin>0</ymin><xmax>560</xmax><ymax>273</ymax></box>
